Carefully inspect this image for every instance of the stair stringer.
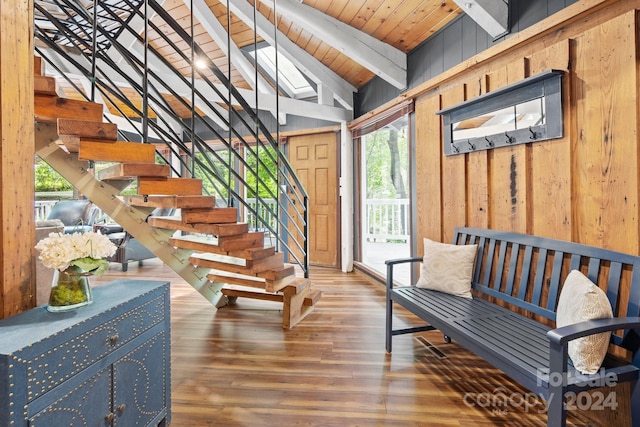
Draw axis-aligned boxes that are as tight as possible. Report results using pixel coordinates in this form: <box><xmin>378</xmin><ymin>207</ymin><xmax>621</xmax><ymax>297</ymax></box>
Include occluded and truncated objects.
<box><xmin>35</xmin><ymin>122</ymin><xmax>225</xmax><ymax>306</ymax></box>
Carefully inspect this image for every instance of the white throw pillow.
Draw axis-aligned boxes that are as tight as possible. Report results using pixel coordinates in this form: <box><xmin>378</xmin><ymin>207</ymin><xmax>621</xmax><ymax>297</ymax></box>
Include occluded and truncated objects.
<box><xmin>415</xmin><ymin>238</ymin><xmax>478</xmax><ymax>299</ymax></box>
<box><xmin>556</xmin><ymin>270</ymin><xmax>613</xmax><ymax>375</ymax></box>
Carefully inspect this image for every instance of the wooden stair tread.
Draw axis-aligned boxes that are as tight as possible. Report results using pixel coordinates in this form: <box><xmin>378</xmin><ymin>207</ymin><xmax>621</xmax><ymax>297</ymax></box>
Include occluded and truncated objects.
<box><xmin>220</xmin><ymin>278</ymin><xmax>320</xmax><ymax>329</ymax></box>
<box><xmin>126</xmin><ymin>195</ymin><xmax>215</xmax><ymax>209</ymax></box>
<box><xmin>57</xmin><ymin>118</ymin><xmax>118</xmax><ymax>141</ymax></box>
<box><xmin>138</xmin><ymin>177</ymin><xmax>202</xmax><ymax>196</ymax></box>
<box><xmin>79</xmin><ymin>140</ymin><xmax>157</xmax><ymax>163</ymax></box>
<box><xmin>98</xmin><ymin>163</ymin><xmax>170</xmax><ymax>181</ymax></box>
<box><xmin>35</xmin><ymin>75</ymin><xmax>56</xmax><ymax>96</ymax></box>
<box><xmin>148</xmin><ymin>216</ymin><xmax>249</xmax><ymax>237</ymax></box>
<box><xmin>170</xmin><ymin>235</ymin><xmax>275</xmax><ymax>260</ymax></box>
<box><xmin>35</xmin><ymin>96</ymin><xmax>103</xmax><ymax>123</ymax></box>
<box><xmin>207</xmin><ymin>269</ymin><xmax>295</xmax><ymax>293</ymax></box>
<box><xmin>257</xmin><ymin>265</ymin><xmax>296</xmax><ymax>281</ymax></box>
<box><xmin>221</xmin><ymin>288</ymin><xmax>283</xmax><ymax>303</ymax></box>
<box><xmin>303</xmin><ymin>289</ymin><xmax>322</xmax><ymax>307</ymax></box>
<box><xmin>190</xmin><ymin>252</ymin><xmax>284</xmax><ymax>275</ymax></box>
<box><xmin>181</xmin><ymin>207</ymin><xmax>238</xmax><ymax>224</ymax></box>
<box><xmin>58</xmin><ymin>135</ymin><xmax>80</xmax><ymax>152</ymax></box>
<box><xmin>209</xmin><ymin>272</ymin><xmax>266</xmax><ymax>289</ymax></box>
<box><xmin>282</xmin><ymin>278</ymin><xmax>310</xmax><ymax>294</ymax></box>
<box><xmin>35</xmin><ymin>56</ymin><xmax>44</xmax><ymax>76</ymax></box>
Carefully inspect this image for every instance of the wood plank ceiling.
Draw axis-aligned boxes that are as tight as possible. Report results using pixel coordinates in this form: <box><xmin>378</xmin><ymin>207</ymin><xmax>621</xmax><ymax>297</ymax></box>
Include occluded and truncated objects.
<box><xmin>45</xmin><ymin>0</ymin><xmax>463</xmax><ymax>122</ymax></box>
<box><xmin>150</xmin><ymin>0</ymin><xmax>462</xmax><ymax>89</ymax></box>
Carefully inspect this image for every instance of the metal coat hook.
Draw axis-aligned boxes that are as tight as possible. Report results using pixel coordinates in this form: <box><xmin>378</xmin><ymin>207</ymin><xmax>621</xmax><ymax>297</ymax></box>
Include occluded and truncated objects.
<box><xmin>505</xmin><ymin>131</ymin><xmax>515</xmax><ymax>144</ymax></box>
<box><xmin>467</xmin><ymin>141</ymin><xmax>475</xmax><ymax>151</ymax></box>
<box><xmin>485</xmin><ymin>136</ymin><xmax>493</xmax><ymax>147</ymax></box>
<box><xmin>529</xmin><ymin>126</ymin><xmax>537</xmax><ymax>140</ymax></box>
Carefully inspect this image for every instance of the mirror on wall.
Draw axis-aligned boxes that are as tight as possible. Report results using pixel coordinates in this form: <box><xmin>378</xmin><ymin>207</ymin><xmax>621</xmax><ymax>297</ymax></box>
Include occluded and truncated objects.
<box><xmin>438</xmin><ymin>70</ymin><xmax>564</xmax><ymax>155</ymax></box>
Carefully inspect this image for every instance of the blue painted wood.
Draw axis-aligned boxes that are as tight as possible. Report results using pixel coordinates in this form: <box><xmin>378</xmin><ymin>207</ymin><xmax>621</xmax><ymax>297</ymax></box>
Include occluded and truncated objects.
<box><xmin>546</xmin><ymin>250</ymin><xmax>564</xmax><ymax>313</ymax></box>
<box><xmin>495</xmin><ymin>242</ymin><xmax>507</xmax><ymax>287</ymax></box>
<box><xmin>606</xmin><ymin>262</ymin><xmax>623</xmax><ymax>310</ymax></box>
<box><xmin>517</xmin><ymin>244</ymin><xmax>533</xmax><ymax>300</ymax></box>
<box><xmin>386</xmin><ymin>227</ymin><xmax>640</xmax><ymax>427</ymax></box>
<box><xmin>532</xmin><ymin>248</ymin><xmax>548</xmax><ymax>306</ymax></box>
<box><xmin>0</xmin><ymin>280</ymin><xmax>170</xmax><ymax>427</ymax></box>
<box><xmin>505</xmin><ymin>242</ymin><xmax>519</xmax><ymax>293</ymax></box>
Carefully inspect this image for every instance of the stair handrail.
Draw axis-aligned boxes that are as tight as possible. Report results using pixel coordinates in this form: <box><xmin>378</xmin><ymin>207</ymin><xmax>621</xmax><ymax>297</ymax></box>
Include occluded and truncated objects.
<box><xmin>34</xmin><ymin>0</ymin><xmax>310</xmax><ymax>276</ymax></box>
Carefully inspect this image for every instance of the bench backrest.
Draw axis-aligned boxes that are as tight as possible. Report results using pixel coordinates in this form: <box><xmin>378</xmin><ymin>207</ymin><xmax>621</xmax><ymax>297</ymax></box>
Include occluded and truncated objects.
<box><xmin>453</xmin><ymin>227</ymin><xmax>640</xmax><ymax>350</ymax></box>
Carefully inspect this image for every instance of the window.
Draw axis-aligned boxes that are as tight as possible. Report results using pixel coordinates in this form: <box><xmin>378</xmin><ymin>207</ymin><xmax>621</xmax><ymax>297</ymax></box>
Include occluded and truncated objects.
<box><xmin>247</xmin><ymin>44</ymin><xmax>315</xmax><ymax>99</ymax></box>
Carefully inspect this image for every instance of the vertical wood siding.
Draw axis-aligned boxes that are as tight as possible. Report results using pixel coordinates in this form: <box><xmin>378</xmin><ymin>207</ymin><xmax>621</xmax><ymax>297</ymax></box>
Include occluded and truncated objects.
<box><xmin>412</xmin><ymin>11</ymin><xmax>638</xmax><ymax>424</ymax></box>
<box><xmin>415</xmin><ymin>10</ymin><xmax>639</xmax><ymax>260</ymax></box>
<box><xmin>0</xmin><ymin>0</ymin><xmax>35</xmax><ymax>317</ymax></box>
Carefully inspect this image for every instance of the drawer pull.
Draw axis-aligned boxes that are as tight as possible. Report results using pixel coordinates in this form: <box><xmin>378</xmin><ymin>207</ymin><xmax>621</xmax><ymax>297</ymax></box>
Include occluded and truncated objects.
<box><xmin>117</xmin><ymin>403</ymin><xmax>126</xmax><ymax>413</ymax></box>
<box><xmin>110</xmin><ymin>334</ymin><xmax>119</xmax><ymax>344</ymax></box>
<box><xmin>105</xmin><ymin>412</ymin><xmax>115</xmax><ymax>422</ymax></box>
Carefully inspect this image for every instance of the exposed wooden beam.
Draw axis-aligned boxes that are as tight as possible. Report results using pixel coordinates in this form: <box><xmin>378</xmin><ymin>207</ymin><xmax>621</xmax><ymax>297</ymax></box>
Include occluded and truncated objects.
<box><xmin>40</xmin><ymin>47</ymin><xmax>351</xmax><ymax>123</ymax></box>
<box><xmin>186</xmin><ymin>0</ymin><xmax>268</xmax><ymax>95</ymax></box>
<box><xmin>258</xmin><ymin>0</ymin><xmax>407</xmax><ymax>89</ymax></box>
<box><xmin>106</xmin><ymin>10</ymin><xmax>232</xmax><ymax>129</ymax></box>
<box><xmin>454</xmin><ymin>0</ymin><xmax>509</xmax><ymax>38</ymax></box>
<box><xmin>185</xmin><ymin>0</ymin><xmax>286</xmax><ymax>124</ymax></box>
<box><xmin>228</xmin><ymin>0</ymin><xmax>355</xmax><ymax>110</ymax></box>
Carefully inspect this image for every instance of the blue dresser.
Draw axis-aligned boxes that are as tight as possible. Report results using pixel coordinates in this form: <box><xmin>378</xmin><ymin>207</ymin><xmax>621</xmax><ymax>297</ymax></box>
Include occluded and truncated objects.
<box><xmin>0</xmin><ymin>279</ymin><xmax>171</xmax><ymax>426</ymax></box>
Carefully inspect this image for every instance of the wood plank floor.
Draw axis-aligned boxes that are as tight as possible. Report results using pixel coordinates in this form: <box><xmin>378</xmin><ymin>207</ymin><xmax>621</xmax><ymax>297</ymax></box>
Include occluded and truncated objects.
<box><xmin>94</xmin><ymin>260</ymin><xmax>605</xmax><ymax>427</ymax></box>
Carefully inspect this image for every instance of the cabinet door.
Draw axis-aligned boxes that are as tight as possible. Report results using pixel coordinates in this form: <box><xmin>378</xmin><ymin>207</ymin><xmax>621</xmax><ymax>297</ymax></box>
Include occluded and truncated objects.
<box><xmin>113</xmin><ymin>331</ymin><xmax>167</xmax><ymax>426</ymax></box>
<box><xmin>29</xmin><ymin>367</ymin><xmax>111</xmax><ymax>427</ymax></box>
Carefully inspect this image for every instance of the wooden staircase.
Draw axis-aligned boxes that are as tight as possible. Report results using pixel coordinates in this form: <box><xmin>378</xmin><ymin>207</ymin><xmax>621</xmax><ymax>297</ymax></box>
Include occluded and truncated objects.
<box><xmin>33</xmin><ymin>57</ymin><xmax>320</xmax><ymax>328</ymax></box>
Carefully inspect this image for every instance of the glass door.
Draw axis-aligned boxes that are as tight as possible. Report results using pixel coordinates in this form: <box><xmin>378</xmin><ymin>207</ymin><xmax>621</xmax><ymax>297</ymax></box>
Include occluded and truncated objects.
<box><xmin>359</xmin><ymin>115</ymin><xmax>411</xmax><ymax>284</ymax></box>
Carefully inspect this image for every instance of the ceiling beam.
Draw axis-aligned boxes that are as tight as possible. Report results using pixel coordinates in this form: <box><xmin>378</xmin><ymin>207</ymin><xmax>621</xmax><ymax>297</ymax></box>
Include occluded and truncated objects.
<box><xmin>228</xmin><ymin>0</ymin><xmax>355</xmax><ymax>110</ymax></box>
<box><xmin>185</xmin><ymin>0</ymin><xmax>287</xmax><ymax>124</ymax></box>
<box><xmin>454</xmin><ymin>0</ymin><xmax>509</xmax><ymax>38</ymax></box>
<box><xmin>40</xmin><ymin>46</ymin><xmax>351</xmax><ymax>124</ymax></box>
<box><xmin>258</xmin><ymin>0</ymin><xmax>406</xmax><ymax>90</ymax></box>
<box><xmin>185</xmin><ymin>0</ymin><xmax>268</xmax><ymax>94</ymax></box>
<box><xmin>106</xmin><ymin>13</ymin><xmax>232</xmax><ymax>129</ymax></box>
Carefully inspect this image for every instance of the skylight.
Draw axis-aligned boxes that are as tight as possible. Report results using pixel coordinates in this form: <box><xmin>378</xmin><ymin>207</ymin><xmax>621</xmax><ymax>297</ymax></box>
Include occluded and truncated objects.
<box><xmin>250</xmin><ymin>45</ymin><xmax>314</xmax><ymax>99</ymax></box>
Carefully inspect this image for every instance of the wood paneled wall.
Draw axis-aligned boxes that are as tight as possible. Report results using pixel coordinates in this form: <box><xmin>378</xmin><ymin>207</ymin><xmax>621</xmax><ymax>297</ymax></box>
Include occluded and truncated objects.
<box><xmin>412</xmin><ymin>8</ymin><xmax>639</xmax><ymax>424</ymax></box>
<box><xmin>415</xmin><ymin>7</ymin><xmax>639</xmax><ymax>257</ymax></box>
<box><xmin>0</xmin><ymin>0</ymin><xmax>35</xmax><ymax>318</ymax></box>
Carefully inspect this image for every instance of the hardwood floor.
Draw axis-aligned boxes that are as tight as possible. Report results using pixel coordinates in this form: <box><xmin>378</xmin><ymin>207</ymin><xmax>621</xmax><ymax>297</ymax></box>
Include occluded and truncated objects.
<box><xmin>94</xmin><ymin>260</ymin><xmax>604</xmax><ymax>427</ymax></box>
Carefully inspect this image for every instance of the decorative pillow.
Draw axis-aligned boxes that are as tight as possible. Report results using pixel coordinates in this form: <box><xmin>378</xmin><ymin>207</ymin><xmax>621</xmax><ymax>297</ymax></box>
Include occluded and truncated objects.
<box><xmin>556</xmin><ymin>270</ymin><xmax>613</xmax><ymax>375</ymax></box>
<box><xmin>415</xmin><ymin>238</ymin><xmax>478</xmax><ymax>299</ymax></box>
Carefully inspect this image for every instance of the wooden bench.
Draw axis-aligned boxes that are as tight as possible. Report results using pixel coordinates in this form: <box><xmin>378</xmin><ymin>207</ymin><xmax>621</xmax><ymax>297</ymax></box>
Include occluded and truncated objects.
<box><xmin>385</xmin><ymin>227</ymin><xmax>640</xmax><ymax>427</ymax></box>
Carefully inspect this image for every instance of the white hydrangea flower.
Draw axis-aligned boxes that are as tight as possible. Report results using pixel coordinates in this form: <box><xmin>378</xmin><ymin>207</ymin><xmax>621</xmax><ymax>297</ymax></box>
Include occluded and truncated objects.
<box><xmin>36</xmin><ymin>231</ymin><xmax>117</xmax><ymax>274</ymax></box>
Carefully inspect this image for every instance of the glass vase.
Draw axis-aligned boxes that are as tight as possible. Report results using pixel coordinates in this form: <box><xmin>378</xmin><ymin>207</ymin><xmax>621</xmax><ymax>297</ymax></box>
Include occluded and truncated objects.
<box><xmin>47</xmin><ymin>265</ymin><xmax>94</xmax><ymax>312</ymax></box>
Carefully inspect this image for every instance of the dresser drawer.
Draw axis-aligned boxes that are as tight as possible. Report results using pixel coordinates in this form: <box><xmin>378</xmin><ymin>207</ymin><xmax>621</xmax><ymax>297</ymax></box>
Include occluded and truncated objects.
<box><xmin>24</xmin><ymin>293</ymin><xmax>166</xmax><ymax>401</ymax></box>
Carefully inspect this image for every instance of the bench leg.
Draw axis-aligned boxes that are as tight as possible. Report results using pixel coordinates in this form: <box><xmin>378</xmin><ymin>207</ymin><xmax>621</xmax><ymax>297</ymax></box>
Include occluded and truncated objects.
<box><xmin>386</xmin><ymin>294</ymin><xmax>393</xmax><ymax>353</ymax></box>
<box><xmin>546</xmin><ymin>390</ymin><xmax>566</xmax><ymax>427</ymax></box>
<box><xmin>548</xmin><ymin>343</ymin><xmax>568</xmax><ymax>427</ymax></box>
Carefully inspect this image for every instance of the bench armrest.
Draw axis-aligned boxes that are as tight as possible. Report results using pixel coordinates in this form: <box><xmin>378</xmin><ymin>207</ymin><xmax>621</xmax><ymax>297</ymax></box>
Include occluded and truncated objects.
<box><xmin>547</xmin><ymin>317</ymin><xmax>640</xmax><ymax>345</ymax></box>
<box><xmin>385</xmin><ymin>257</ymin><xmax>423</xmax><ymax>266</ymax></box>
<box><xmin>385</xmin><ymin>257</ymin><xmax>423</xmax><ymax>290</ymax></box>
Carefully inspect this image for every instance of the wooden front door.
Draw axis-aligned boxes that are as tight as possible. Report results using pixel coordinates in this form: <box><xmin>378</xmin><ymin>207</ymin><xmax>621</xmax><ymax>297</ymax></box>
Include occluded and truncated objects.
<box><xmin>288</xmin><ymin>132</ymin><xmax>339</xmax><ymax>268</ymax></box>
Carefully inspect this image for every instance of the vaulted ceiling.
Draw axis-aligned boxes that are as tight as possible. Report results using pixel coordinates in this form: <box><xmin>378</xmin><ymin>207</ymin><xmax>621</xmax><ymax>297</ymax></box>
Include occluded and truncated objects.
<box><xmin>36</xmin><ymin>0</ymin><xmax>509</xmax><ymax>126</ymax></box>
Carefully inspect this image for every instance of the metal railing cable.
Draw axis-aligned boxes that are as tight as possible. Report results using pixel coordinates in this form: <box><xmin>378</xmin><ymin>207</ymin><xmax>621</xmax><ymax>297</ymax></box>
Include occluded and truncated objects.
<box><xmin>33</xmin><ymin>0</ymin><xmax>309</xmax><ymax>275</ymax></box>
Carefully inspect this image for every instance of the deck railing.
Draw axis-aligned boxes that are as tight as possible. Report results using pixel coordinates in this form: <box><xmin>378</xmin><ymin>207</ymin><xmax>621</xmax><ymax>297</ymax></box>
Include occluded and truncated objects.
<box><xmin>35</xmin><ymin>200</ymin><xmax>59</xmax><ymax>221</ymax></box>
<box><xmin>365</xmin><ymin>198</ymin><xmax>410</xmax><ymax>243</ymax></box>
<box><xmin>245</xmin><ymin>198</ymin><xmax>278</xmax><ymax>233</ymax></box>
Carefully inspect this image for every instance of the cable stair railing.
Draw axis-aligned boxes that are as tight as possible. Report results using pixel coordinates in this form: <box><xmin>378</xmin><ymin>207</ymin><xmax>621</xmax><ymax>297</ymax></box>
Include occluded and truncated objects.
<box><xmin>33</xmin><ymin>0</ymin><xmax>318</xmax><ymax>328</ymax></box>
